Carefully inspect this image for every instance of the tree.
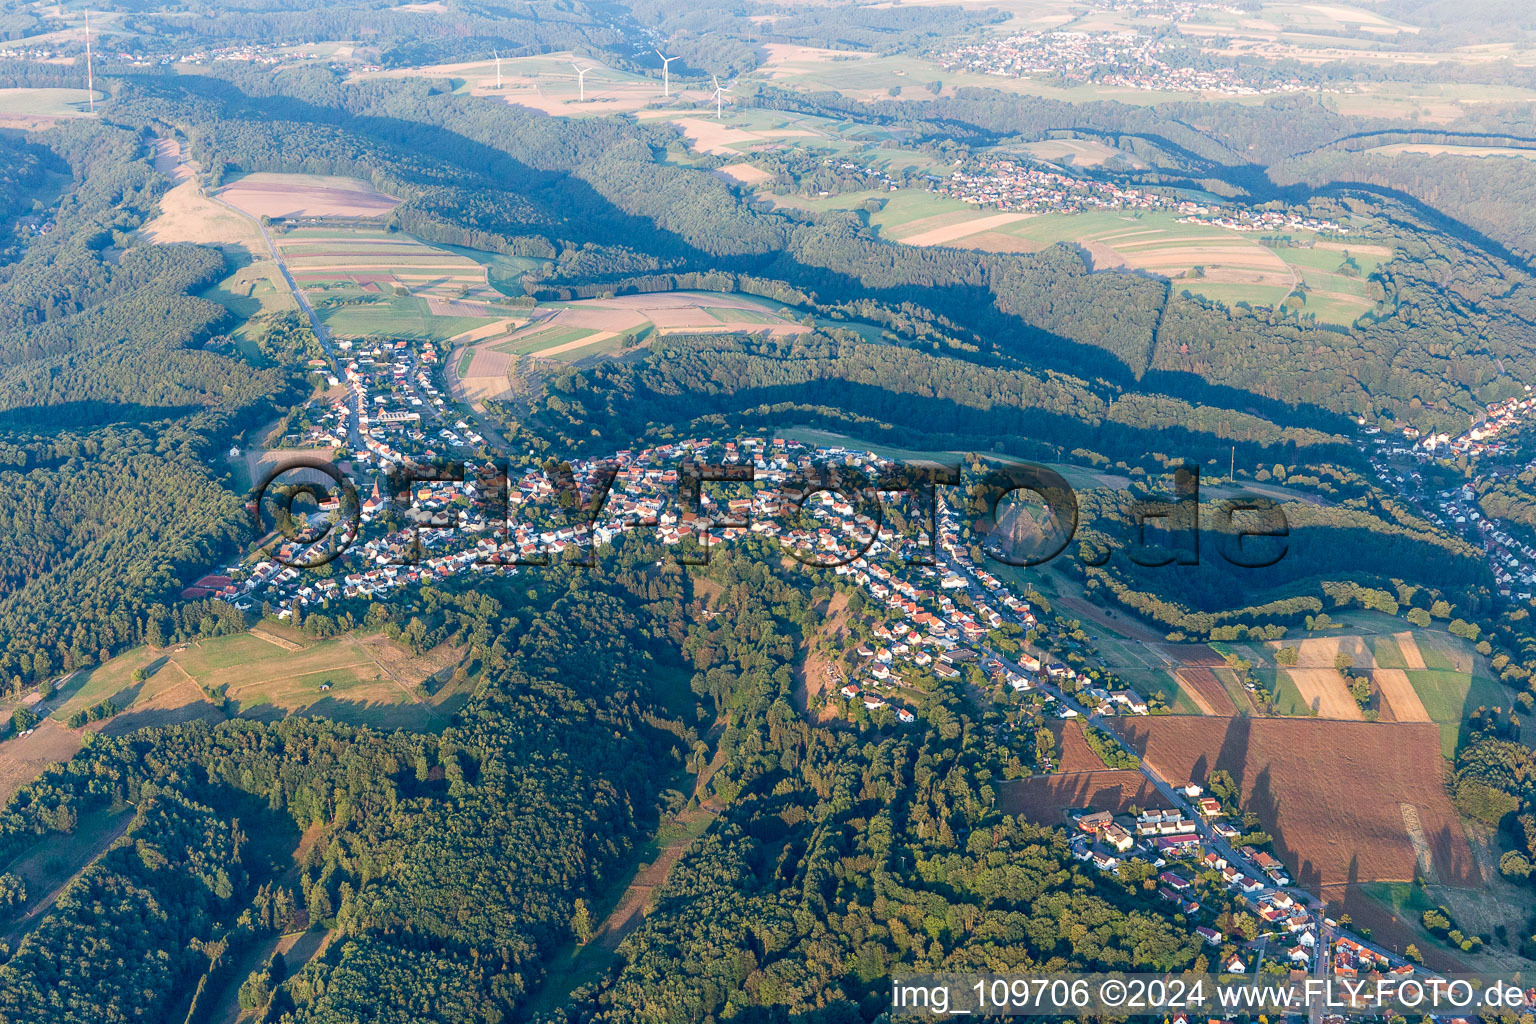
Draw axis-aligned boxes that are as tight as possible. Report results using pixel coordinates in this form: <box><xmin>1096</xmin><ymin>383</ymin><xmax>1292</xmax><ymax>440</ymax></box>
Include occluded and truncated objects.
<box><xmin>0</xmin><ymin>872</ymin><xmax>24</xmax><ymax>911</ymax></box>
<box><xmin>1449</xmin><ymin>619</ymin><xmax>1480</xmax><ymax>641</ymax></box>
<box><xmin>571</xmin><ymin>898</ymin><xmax>594</xmax><ymax>944</ymax></box>
<box><xmin>1499</xmin><ymin>850</ymin><xmax>1533</xmax><ymax>880</ymax></box>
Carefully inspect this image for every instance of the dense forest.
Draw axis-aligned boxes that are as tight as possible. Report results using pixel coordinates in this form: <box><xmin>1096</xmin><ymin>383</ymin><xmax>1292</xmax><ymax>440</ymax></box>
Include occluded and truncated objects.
<box><xmin>0</xmin><ymin>118</ymin><xmax>297</xmax><ymax>683</ymax></box>
<box><xmin>1274</xmin><ymin>147</ymin><xmax>1536</xmax><ymax>262</ymax></box>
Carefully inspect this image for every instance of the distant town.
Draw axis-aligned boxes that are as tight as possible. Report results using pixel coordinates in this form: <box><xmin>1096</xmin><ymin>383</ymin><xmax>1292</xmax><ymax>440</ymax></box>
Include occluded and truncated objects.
<box><xmin>937</xmin><ymin>159</ymin><xmax>1346</xmax><ymax>232</ymax></box>
<box><xmin>941</xmin><ymin>30</ymin><xmax>1337</xmax><ymax>96</ymax></box>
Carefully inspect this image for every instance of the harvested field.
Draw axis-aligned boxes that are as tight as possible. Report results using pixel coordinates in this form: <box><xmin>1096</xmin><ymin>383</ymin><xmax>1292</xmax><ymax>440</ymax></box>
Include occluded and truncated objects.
<box><xmin>465</xmin><ymin>347</ymin><xmax>515</xmax><ymax>378</ymax></box>
<box><xmin>1018</xmin><ymin>138</ymin><xmax>1145</xmax><ymax>168</ymax></box>
<box><xmin>1119</xmin><ymin>716</ymin><xmax>1481</xmax><ymax>889</ymax></box>
<box><xmin>1315</xmin><ymin>241</ymin><xmax>1395</xmax><ymax>258</ymax></box>
<box><xmin>140</xmin><ymin>178</ymin><xmax>265</xmax><ymax>251</ymax></box>
<box><xmin>1283</xmin><ymin>668</ymin><xmax>1363</xmax><ymax>719</ymax></box>
<box><xmin>951</xmin><ymin>230</ymin><xmax>1045</xmax><ymax>253</ymax></box>
<box><xmin>998</xmin><ymin>770</ymin><xmax>1160</xmax><ymax>823</ymax></box>
<box><xmin>276</xmin><ymin>227</ymin><xmax>503</xmax><ymax>310</ymax></box>
<box><xmin>1393</xmin><ymin>631</ymin><xmax>1427</xmax><ymax>670</ymax></box>
<box><xmin>151</xmin><ymin>137</ymin><xmax>191</xmax><ymax>182</ymax></box>
<box><xmin>967</xmin><ymin>209</ymin><xmax>1378</xmax><ymax>325</ymax></box>
<box><xmin>896</xmin><ymin>211</ymin><xmax>1033</xmax><ymax>247</ymax></box>
<box><xmin>358</xmin><ymin>52</ymin><xmax>699</xmax><ymax>118</ymax></box>
<box><xmin>48</xmin><ymin>630</ymin><xmax>470</xmax><ymax>734</ymax></box>
<box><xmin>427</xmin><ymin>297</ymin><xmax>502</xmax><ymax>317</ymax></box>
<box><xmin>1374</xmin><ymin>668</ymin><xmax>1431</xmax><ymax>723</ymax></box>
<box><xmin>673</xmin><ymin>116</ymin><xmax>818</xmax><ymax>155</ymax></box>
<box><xmin>1364</xmin><ymin>143</ymin><xmax>1536</xmax><ymax>159</ymax></box>
<box><xmin>759</xmin><ymin>42</ymin><xmax>870</xmax><ymax>75</ymax></box>
<box><xmin>218</xmin><ymin>173</ymin><xmax>401</xmax><ymax>219</ymax></box>
<box><xmin>447</xmin><ymin>318</ymin><xmax>521</xmax><ymax>345</ymax></box>
<box><xmin>1283</xmin><ymin>636</ymin><xmax>1366</xmax><ymax>719</ymax></box>
<box><xmin>718</xmin><ymin>162</ymin><xmax>772</xmax><ymax>184</ymax></box>
<box><xmin>509</xmin><ymin>291</ymin><xmax>802</xmax><ymax>355</ymax></box>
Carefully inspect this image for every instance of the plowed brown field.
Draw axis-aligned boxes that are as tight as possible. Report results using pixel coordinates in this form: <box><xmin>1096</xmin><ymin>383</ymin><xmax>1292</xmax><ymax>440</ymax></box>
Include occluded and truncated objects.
<box><xmin>1119</xmin><ymin>716</ymin><xmax>1480</xmax><ymax>890</ymax></box>
<box><xmin>998</xmin><ymin>770</ymin><xmax>1160</xmax><ymax>824</ymax></box>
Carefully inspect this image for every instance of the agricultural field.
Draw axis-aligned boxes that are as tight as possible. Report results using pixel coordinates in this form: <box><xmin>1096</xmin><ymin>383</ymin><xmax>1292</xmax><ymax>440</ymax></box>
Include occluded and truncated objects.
<box><xmin>756</xmin><ymin>198</ymin><xmax>1385</xmax><ymax>324</ymax></box>
<box><xmin>317</xmin><ymin>295</ymin><xmax>503</xmax><ymax>342</ymax></box>
<box><xmin>217</xmin><ymin>172</ymin><xmax>401</xmax><ymax>219</ymax></box>
<box><xmin>436</xmin><ymin>243</ymin><xmax>546</xmax><ymax>297</ymax></box>
<box><xmin>1091</xmin><ymin>635</ymin><xmax>1205</xmax><ymax>714</ymax></box>
<box><xmin>1278</xmin><ymin>635</ymin><xmax>1366</xmax><ymax>720</ymax></box>
<box><xmin>451</xmin><ymin>290</ymin><xmax>807</xmax><ymax>401</ymax></box>
<box><xmin>755</xmin><ymin>50</ymin><xmax>1202</xmax><ymax>107</ymax></box>
<box><xmin>1361</xmin><ymin>143</ymin><xmax>1536</xmax><ymax>161</ymax></box>
<box><xmin>43</xmin><ymin>628</ymin><xmax>472</xmax><ymax>734</ymax></box>
<box><xmin>999</xmin><ymin>211</ymin><xmax>1384</xmax><ymax>325</ymax></box>
<box><xmin>356</xmin><ymin>52</ymin><xmax>699</xmax><ymax>118</ymax></box>
<box><xmin>139</xmin><ymin>137</ymin><xmax>265</xmax><ymax>256</ymax></box>
<box><xmin>662</xmin><ymin>107</ymin><xmax>951</xmax><ymax>173</ymax></box>
<box><xmin>0</xmin><ymin>87</ymin><xmax>100</xmax><ymax>129</ymax></box>
<box><xmin>1324</xmin><ymin>81</ymin><xmax>1536</xmax><ymax>123</ymax></box>
<box><xmin>1092</xmin><ymin>623</ymin><xmax>1511</xmax><ymax>761</ymax></box>
<box><xmin>1015</xmin><ymin>137</ymin><xmax>1147</xmax><ymax>170</ymax></box>
<box><xmin>997</xmin><ymin>770</ymin><xmax>1160</xmax><ymax>823</ymax></box>
<box><xmin>1254</xmin><ymin>630</ymin><xmax>1510</xmax><ymax>756</ymax></box>
<box><xmin>1052</xmin><ymin>719</ymin><xmax>1111</xmax><ymax>773</ymax></box>
<box><xmin>201</xmin><ymin>256</ymin><xmax>296</xmax><ymax>322</ymax></box>
<box><xmin>268</xmin><ymin>224</ymin><xmax>527</xmax><ymax>343</ymax></box>
<box><xmin>139</xmin><ymin>175</ymin><xmax>267</xmax><ymax>252</ymax></box>
<box><xmin>1120</xmin><ymin>716</ymin><xmax>1481</xmax><ymax>891</ymax></box>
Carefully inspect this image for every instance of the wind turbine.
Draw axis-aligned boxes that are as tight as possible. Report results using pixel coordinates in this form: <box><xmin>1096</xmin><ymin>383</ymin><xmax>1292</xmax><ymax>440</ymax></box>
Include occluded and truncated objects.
<box><xmin>571</xmin><ymin>62</ymin><xmax>595</xmax><ymax>102</ymax></box>
<box><xmin>711</xmin><ymin>75</ymin><xmax>729</xmax><ymax>119</ymax></box>
<box><xmin>655</xmin><ymin>49</ymin><xmax>679</xmax><ymax>97</ymax></box>
<box><xmin>83</xmin><ymin>8</ymin><xmax>94</xmax><ymax>113</ymax></box>
<box><xmin>493</xmin><ymin>49</ymin><xmax>502</xmax><ymax>89</ymax></box>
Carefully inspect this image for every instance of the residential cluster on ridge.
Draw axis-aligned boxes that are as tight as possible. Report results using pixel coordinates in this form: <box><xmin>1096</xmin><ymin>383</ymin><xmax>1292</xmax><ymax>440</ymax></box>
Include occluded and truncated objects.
<box><xmin>940</xmin><ymin>31</ymin><xmax>1337</xmax><ymax>96</ymax></box>
<box><xmin>934</xmin><ymin>159</ymin><xmax>1344</xmax><ymax>233</ymax></box>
